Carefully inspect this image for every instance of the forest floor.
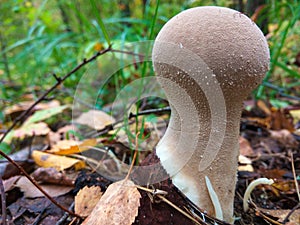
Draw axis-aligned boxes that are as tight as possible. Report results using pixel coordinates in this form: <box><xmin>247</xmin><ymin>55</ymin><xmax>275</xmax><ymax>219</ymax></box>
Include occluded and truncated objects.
<box><xmin>0</xmin><ymin>98</ymin><xmax>299</xmax><ymax>225</ymax></box>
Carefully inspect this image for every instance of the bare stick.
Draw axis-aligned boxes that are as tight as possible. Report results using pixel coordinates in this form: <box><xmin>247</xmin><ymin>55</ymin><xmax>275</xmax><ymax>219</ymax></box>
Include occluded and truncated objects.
<box><xmin>290</xmin><ymin>151</ymin><xmax>300</xmax><ymax>202</ymax></box>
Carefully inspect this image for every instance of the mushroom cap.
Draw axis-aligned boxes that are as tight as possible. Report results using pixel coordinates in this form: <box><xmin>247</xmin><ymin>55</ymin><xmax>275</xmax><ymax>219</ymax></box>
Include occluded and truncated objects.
<box><xmin>153</xmin><ymin>6</ymin><xmax>270</xmax><ymax>94</ymax></box>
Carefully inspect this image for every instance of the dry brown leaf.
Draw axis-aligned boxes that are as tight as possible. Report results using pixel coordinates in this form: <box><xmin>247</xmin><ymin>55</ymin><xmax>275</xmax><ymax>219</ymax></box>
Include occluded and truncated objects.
<box><xmin>4</xmin><ymin>100</ymin><xmax>60</xmax><ymax>118</ymax></box>
<box><xmin>75</xmin><ymin>186</ymin><xmax>103</xmax><ymax>217</ymax></box>
<box><xmin>259</xmin><ymin>208</ymin><xmax>300</xmax><ymax>224</ymax></box>
<box><xmin>15</xmin><ymin>176</ymin><xmax>73</xmax><ymax>198</ymax></box>
<box><xmin>74</xmin><ymin>109</ymin><xmax>115</xmax><ymax>130</ymax></box>
<box><xmin>270</xmin><ymin>108</ymin><xmax>294</xmax><ymax>131</ymax></box>
<box><xmin>32</xmin><ymin>150</ymin><xmax>85</xmax><ymax>171</ymax></box>
<box><xmin>47</xmin><ymin>139</ymin><xmax>97</xmax><ymax>155</ymax></box>
<box><xmin>3</xmin><ymin>176</ymin><xmax>21</xmax><ymax>192</ymax></box>
<box><xmin>31</xmin><ymin>167</ymin><xmax>76</xmax><ymax>186</ymax></box>
<box><xmin>49</xmin><ymin>125</ymin><xmax>79</xmax><ymax>145</ymax></box>
<box><xmin>14</xmin><ymin>122</ymin><xmax>50</xmax><ymax>139</ymax></box>
<box><xmin>270</xmin><ymin>129</ymin><xmax>298</xmax><ymax>149</ymax></box>
<box><xmin>82</xmin><ymin>179</ymin><xmax>141</xmax><ymax>225</ymax></box>
<box><xmin>257</xmin><ymin>100</ymin><xmax>272</xmax><ymax>115</ymax></box>
<box><xmin>239</xmin><ymin>136</ymin><xmax>254</xmax><ymax>156</ymax></box>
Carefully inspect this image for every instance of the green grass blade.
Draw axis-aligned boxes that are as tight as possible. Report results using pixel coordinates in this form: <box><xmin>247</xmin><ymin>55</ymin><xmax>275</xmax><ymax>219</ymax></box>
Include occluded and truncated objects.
<box><xmin>89</xmin><ymin>0</ymin><xmax>111</xmax><ymax>45</ymax></box>
<box><xmin>149</xmin><ymin>0</ymin><xmax>160</xmax><ymax>40</ymax></box>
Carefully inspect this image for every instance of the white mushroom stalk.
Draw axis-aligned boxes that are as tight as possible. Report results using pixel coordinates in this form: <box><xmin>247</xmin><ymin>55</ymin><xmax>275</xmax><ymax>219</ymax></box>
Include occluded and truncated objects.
<box><xmin>152</xmin><ymin>6</ymin><xmax>270</xmax><ymax>222</ymax></box>
<box><xmin>243</xmin><ymin>178</ymin><xmax>274</xmax><ymax>212</ymax></box>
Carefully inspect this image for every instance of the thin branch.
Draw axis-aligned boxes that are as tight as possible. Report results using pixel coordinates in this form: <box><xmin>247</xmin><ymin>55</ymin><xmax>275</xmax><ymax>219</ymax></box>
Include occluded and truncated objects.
<box><xmin>263</xmin><ymin>82</ymin><xmax>300</xmax><ymax>101</ymax></box>
<box><xmin>289</xmin><ymin>151</ymin><xmax>300</xmax><ymax>202</ymax></box>
<box><xmin>111</xmin><ymin>49</ymin><xmax>146</xmax><ymax>58</ymax></box>
<box><xmin>129</xmin><ymin>106</ymin><xmax>170</xmax><ymax>119</ymax></box>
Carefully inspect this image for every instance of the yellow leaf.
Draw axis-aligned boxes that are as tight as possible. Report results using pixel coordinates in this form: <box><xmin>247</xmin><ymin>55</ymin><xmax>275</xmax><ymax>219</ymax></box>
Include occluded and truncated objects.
<box><xmin>94</xmin><ymin>42</ymin><xmax>104</xmax><ymax>51</ymax></box>
<box><xmin>32</xmin><ymin>150</ymin><xmax>85</xmax><ymax>171</ymax></box>
<box><xmin>47</xmin><ymin>139</ymin><xmax>97</xmax><ymax>155</ymax></box>
<box><xmin>290</xmin><ymin>109</ymin><xmax>300</xmax><ymax>123</ymax></box>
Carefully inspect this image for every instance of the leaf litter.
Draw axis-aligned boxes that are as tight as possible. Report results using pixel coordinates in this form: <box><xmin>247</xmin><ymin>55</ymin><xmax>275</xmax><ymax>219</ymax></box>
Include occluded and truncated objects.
<box><xmin>0</xmin><ymin>98</ymin><xmax>300</xmax><ymax>224</ymax></box>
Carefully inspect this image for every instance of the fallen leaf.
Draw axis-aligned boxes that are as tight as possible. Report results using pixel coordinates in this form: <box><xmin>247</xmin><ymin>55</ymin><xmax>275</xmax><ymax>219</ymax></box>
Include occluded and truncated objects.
<box><xmin>270</xmin><ymin>108</ymin><xmax>294</xmax><ymax>131</ymax></box>
<box><xmin>3</xmin><ymin>176</ymin><xmax>21</xmax><ymax>192</ymax></box>
<box><xmin>270</xmin><ymin>129</ymin><xmax>298</xmax><ymax>149</ymax></box>
<box><xmin>31</xmin><ymin>167</ymin><xmax>76</xmax><ymax>186</ymax></box>
<box><xmin>257</xmin><ymin>100</ymin><xmax>271</xmax><ymax>115</ymax></box>
<box><xmin>82</xmin><ymin>179</ymin><xmax>140</xmax><ymax>225</ymax></box>
<box><xmin>75</xmin><ymin>186</ymin><xmax>103</xmax><ymax>217</ymax></box>
<box><xmin>239</xmin><ymin>136</ymin><xmax>254</xmax><ymax>156</ymax></box>
<box><xmin>13</xmin><ymin>122</ymin><xmax>50</xmax><ymax>139</ymax></box>
<box><xmin>23</xmin><ymin>105</ymin><xmax>69</xmax><ymax>126</ymax></box>
<box><xmin>4</xmin><ymin>100</ymin><xmax>60</xmax><ymax>119</ymax></box>
<box><xmin>74</xmin><ymin>109</ymin><xmax>115</xmax><ymax>130</ymax></box>
<box><xmin>259</xmin><ymin>207</ymin><xmax>300</xmax><ymax>224</ymax></box>
<box><xmin>47</xmin><ymin>139</ymin><xmax>97</xmax><ymax>155</ymax></box>
<box><xmin>49</xmin><ymin>125</ymin><xmax>79</xmax><ymax>145</ymax></box>
<box><xmin>289</xmin><ymin>108</ymin><xmax>300</xmax><ymax>123</ymax></box>
<box><xmin>32</xmin><ymin>150</ymin><xmax>85</xmax><ymax>171</ymax></box>
<box><xmin>15</xmin><ymin>176</ymin><xmax>73</xmax><ymax>198</ymax></box>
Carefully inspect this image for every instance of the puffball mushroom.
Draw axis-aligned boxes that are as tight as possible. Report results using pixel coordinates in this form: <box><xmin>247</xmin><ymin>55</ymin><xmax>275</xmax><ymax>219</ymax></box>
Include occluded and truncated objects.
<box><xmin>152</xmin><ymin>6</ymin><xmax>269</xmax><ymax>222</ymax></box>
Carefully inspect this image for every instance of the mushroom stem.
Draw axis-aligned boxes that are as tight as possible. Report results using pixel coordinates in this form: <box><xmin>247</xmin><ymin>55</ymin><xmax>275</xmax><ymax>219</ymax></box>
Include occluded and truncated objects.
<box><xmin>152</xmin><ymin>6</ymin><xmax>270</xmax><ymax>223</ymax></box>
<box><xmin>156</xmin><ymin>86</ymin><xmax>243</xmax><ymax>221</ymax></box>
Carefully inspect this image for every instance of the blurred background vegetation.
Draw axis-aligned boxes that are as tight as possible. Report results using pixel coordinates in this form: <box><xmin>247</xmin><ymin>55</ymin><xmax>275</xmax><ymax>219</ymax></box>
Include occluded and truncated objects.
<box><xmin>0</xmin><ymin>0</ymin><xmax>300</xmax><ymax>110</ymax></box>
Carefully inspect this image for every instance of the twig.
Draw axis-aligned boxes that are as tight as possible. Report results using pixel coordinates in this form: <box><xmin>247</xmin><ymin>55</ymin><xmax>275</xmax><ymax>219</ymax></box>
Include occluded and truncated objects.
<box><xmin>289</xmin><ymin>151</ymin><xmax>300</xmax><ymax>202</ymax></box>
<box><xmin>128</xmin><ymin>106</ymin><xmax>170</xmax><ymax>119</ymax></box>
<box><xmin>85</xmin><ymin>106</ymin><xmax>170</xmax><ymax>138</ymax></box>
<box><xmin>136</xmin><ymin>185</ymin><xmax>205</xmax><ymax>225</ymax></box>
<box><xmin>31</xmin><ymin>202</ymin><xmax>51</xmax><ymax>225</ymax></box>
<box><xmin>250</xmin><ymin>202</ymin><xmax>283</xmax><ymax>225</ymax></box>
<box><xmin>156</xmin><ymin>194</ymin><xmax>204</xmax><ymax>225</ymax></box>
<box><xmin>110</xmin><ymin>49</ymin><xmax>146</xmax><ymax>58</ymax></box>
<box><xmin>282</xmin><ymin>203</ymin><xmax>300</xmax><ymax>224</ymax></box>
<box><xmin>0</xmin><ymin>177</ymin><xmax>7</xmax><ymax>225</ymax></box>
<box><xmin>174</xmin><ymin>186</ymin><xmax>232</xmax><ymax>225</ymax></box>
<box><xmin>1</xmin><ymin>140</ymin><xmax>80</xmax><ymax>218</ymax></box>
<box><xmin>56</xmin><ymin>202</ymin><xmax>76</xmax><ymax>225</ymax></box>
<box><xmin>282</xmin><ymin>152</ymin><xmax>300</xmax><ymax>223</ymax></box>
<box><xmin>263</xmin><ymin>82</ymin><xmax>300</xmax><ymax>101</ymax></box>
<box><xmin>125</xmin><ymin>132</ymin><xmax>140</xmax><ymax>181</ymax></box>
<box><xmin>0</xmin><ymin>46</ymin><xmax>112</xmax><ymax>219</ymax></box>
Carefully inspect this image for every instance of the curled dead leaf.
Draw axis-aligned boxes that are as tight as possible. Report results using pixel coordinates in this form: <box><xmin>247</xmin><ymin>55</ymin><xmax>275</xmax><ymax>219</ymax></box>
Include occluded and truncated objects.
<box><xmin>82</xmin><ymin>179</ymin><xmax>140</xmax><ymax>225</ymax></box>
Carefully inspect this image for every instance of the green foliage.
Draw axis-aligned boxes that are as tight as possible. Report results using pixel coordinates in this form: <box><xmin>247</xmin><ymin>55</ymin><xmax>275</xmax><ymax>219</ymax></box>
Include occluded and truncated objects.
<box><xmin>256</xmin><ymin>0</ymin><xmax>300</xmax><ymax>100</ymax></box>
<box><xmin>0</xmin><ymin>142</ymin><xmax>11</xmax><ymax>157</ymax></box>
<box><xmin>0</xmin><ymin>0</ymin><xmax>299</xmax><ymax>107</ymax></box>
